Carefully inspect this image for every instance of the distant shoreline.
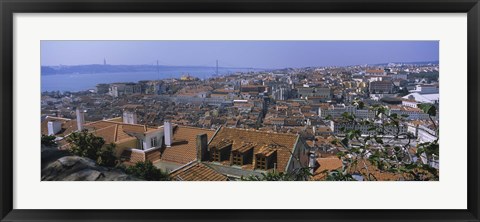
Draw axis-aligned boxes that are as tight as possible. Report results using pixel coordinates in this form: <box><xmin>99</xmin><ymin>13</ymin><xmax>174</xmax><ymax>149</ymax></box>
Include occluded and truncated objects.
<box><xmin>41</xmin><ymin>64</ymin><xmax>264</xmax><ymax>76</ymax></box>
<box><xmin>40</xmin><ymin>61</ymin><xmax>439</xmax><ymax>92</ymax></box>
<box><xmin>40</xmin><ymin>69</ymin><xmax>262</xmax><ymax>93</ymax></box>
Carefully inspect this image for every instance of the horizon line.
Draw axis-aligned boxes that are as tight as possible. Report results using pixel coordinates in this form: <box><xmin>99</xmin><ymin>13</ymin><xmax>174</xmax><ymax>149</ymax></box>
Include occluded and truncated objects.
<box><xmin>41</xmin><ymin>59</ymin><xmax>440</xmax><ymax>70</ymax></box>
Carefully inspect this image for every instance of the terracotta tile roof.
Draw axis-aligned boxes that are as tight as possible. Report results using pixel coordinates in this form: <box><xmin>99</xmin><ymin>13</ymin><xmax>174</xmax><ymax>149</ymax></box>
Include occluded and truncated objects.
<box><xmin>92</xmin><ymin>124</ymin><xmax>137</xmax><ymax>144</ymax></box>
<box><xmin>84</xmin><ymin>120</ymin><xmax>157</xmax><ymax>134</ymax></box>
<box><xmin>92</xmin><ymin>124</ymin><xmax>118</xmax><ymax>144</ymax></box>
<box><xmin>312</xmin><ymin>157</ymin><xmax>405</xmax><ymax>181</ymax></box>
<box><xmin>84</xmin><ymin>121</ymin><xmax>116</xmax><ymax>130</ymax></box>
<box><xmin>40</xmin><ymin>116</ymin><xmax>78</xmax><ymax>136</ymax></box>
<box><xmin>312</xmin><ymin>157</ymin><xmax>343</xmax><ymax>180</ymax></box>
<box><xmin>209</xmin><ymin>127</ymin><xmax>299</xmax><ymax>172</ymax></box>
<box><xmin>105</xmin><ymin>117</ymin><xmax>123</xmax><ymax>122</ymax></box>
<box><xmin>366</xmin><ymin>69</ymin><xmax>385</xmax><ymax>73</ymax></box>
<box><xmin>316</xmin><ymin>136</ymin><xmax>337</xmax><ymax>144</ymax></box>
<box><xmin>232</xmin><ymin>142</ymin><xmax>255</xmax><ymax>153</ymax></box>
<box><xmin>211</xmin><ymin>139</ymin><xmax>233</xmax><ymax>151</ymax></box>
<box><xmin>318</xmin><ymin>103</ymin><xmax>331</xmax><ymax>110</ymax></box>
<box><xmin>120</xmin><ymin>149</ymin><xmax>146</xmax><ymax>164</ymax></box>
<box><xmin>315</xmin><ymin>127</ymin><xmax>332</xmax><ymax>134</ymax></box>
<box><xmin>256</xmin><ymin>145</ymin><xmax>277</xmax><ymax>157</ymax></box>
<box><xmin>170</xmin><ymin>161</ymin><xmax>228</xmax><ymax>181</ymax></box>
<box><xmin>290</xmin><ymin>102</ymin><xmax>301</xmax><ymax>107</ymax></box>
<box><xmin>351</xmin><ymin>159</ymin><xmax>403</xmax><ymax>181</ymax></box>
<box><xmin>84</xmin><ymin>120</ymin><xmax>158</xmax><ymax>144</ymax></box>
<box><xmin>116</xmin><ymin>125</ymin><xmax>135</xmax><ymax>142</ymax></box>
<box><xmin>160</xmin><ymin>126</ymin><xmax>215</xmax><ymax>165</ymax></box>
<box><xmin>306</xmin><ymin>140</ymin><xmax>315</xmax><ymax>147</ymax></box>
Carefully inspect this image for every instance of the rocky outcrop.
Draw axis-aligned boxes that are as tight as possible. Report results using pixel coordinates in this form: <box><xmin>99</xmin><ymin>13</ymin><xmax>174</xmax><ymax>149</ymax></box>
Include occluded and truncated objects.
<box><xmin>41</xmin><ymin>146</ymin><xmax>138</xmax><ymax>181</ymax></box>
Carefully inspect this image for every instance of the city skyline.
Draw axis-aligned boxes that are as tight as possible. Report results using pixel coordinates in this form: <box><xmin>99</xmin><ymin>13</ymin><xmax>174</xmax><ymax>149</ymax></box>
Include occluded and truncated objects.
<box><xmin>41</xmin><ymin>41</ymin><xmax>439</xmax><ymax>69</ymax></box>
<box><xmin>41</xmin><ymin>40</ymin><xmax>439</xmax><ymax>182</ymax></box>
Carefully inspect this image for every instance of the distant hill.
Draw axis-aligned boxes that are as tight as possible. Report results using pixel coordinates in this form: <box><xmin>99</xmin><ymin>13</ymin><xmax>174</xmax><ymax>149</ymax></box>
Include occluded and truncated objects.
<box><xmin>372</xmin><ymin>61</ymin><xmax>439</xmax><ymax>66</ymax></box>
<box><xmin>41</xmin><ymin>61</ymin><xmax>438</xmax><ymax>76</ymax></box>
<box><xmin>41</xmin><ymin>64</ymin><xmax>255</xmax><ymax>75</ymax></box>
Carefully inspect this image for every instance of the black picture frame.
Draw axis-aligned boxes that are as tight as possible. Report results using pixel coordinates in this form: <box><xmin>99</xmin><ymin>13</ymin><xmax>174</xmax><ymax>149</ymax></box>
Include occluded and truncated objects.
<box><xmin>1</xmin><ymin>0</ymin><xmax>479</xmax><ymax>221</ymax></box>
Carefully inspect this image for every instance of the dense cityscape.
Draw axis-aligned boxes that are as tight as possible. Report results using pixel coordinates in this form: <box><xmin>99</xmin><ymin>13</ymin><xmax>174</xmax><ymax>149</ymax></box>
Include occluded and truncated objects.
<box><xmin>41</xmin><ymin>61</ymin><xmax>440</xmax><ymax>181</ymax></box>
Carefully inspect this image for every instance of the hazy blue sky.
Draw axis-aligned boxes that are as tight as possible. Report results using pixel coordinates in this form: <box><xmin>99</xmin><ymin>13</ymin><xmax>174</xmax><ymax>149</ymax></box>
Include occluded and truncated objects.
<box><xmin>41</xmin><ymin>41</ymin><xmax>439</xmax><ymax>69</ymax></box>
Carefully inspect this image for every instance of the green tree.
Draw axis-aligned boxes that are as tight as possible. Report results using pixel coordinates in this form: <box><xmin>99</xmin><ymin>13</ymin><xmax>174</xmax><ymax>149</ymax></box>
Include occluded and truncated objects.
<box><xmin>97</xmin><ymin>143</ymin><xmax>117</xmax><ymax>167</ymax></box>
<box><xmin>352</xmin><ymin>100</ymin><xmax>365</xmax><ymax>110</ymax></box>
<box><xmin>323</xmin><ymin>104</ymin><xmax>439</xmax><ymax>181</ymax></box>
<box><xmin>323</xmin><ymin>169</ymin><xmax>356</xmax><ymax>181</ymax></box>
<box><xmin>66</xmin><ymin>130</ymin><xmax>117</xmax><ymax>167</ymax></box>
<box><xmin>240</xmin><ymin>167</ymin><xmax>312</xmax><ymax>181</ymax></box>
<box><xmin>126</xmin><ymin>161</ymin><xmax>170</xmax><ymax>181</ymax></box>
<box><xmin>397</xmin><ymin>87</ymin><xmax>409</xmax><ymax>97</ymax></box>
<box><xmin>41</xmin><ymin>134</ymin><xmax>56</xmax><ymax>146</ymax></box>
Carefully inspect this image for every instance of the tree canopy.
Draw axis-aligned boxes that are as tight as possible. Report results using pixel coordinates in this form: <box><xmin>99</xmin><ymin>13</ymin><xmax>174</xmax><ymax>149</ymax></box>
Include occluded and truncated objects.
<box><xmin>41</xmin><ymin>134</ymin><xmax>56</xmax><ymax>146</ymax></box>
<box><xmin>66</xmin><ymin>130</ymin><xmax>117</xmax><ymax>167</ymax></box>
<box><xmin>125</xmin><ymin>161</ymin><xmax>170</xmax><ymax>181</ymax></box>
<box><xmin>322</xmin><ymin>103</ymin><xmax>439</xmax><ymax>181</ymax></box>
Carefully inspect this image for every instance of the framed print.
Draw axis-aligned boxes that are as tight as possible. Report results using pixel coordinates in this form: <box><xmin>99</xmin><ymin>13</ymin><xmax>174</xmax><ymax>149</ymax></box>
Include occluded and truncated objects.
<box><xmin>1</xmin><ymin>0</ymin><xmax>479</xmax><ymax>221</ymax></box>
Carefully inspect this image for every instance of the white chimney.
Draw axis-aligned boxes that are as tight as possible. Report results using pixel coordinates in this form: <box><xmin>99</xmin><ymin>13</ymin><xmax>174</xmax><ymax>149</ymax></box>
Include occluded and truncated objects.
<box><xmin>123</xmin><ymin>110</ymin><xmax>137</xmax><ymax>124</ymax></box>
<box><xmin>47</xmin><ymin>121</ymin><xmax>62</xmax><ymax>136</ymax></box>
<box><xmin>308</xmin><ymin>152</ymin><xmax>316</xmax><ymax>174</ymax></box>
<box><xmin>164</xmin><ymin>121</ymin><xmax>173</xmax><ymax>147</ymax></box>
<box><xmin>76</xmin><ymin>108</ymin><xmax>85</xmax><ymax>131</ymax></box>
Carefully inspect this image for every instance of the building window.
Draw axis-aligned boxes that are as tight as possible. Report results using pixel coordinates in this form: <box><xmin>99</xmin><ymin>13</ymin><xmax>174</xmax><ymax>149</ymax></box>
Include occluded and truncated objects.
<box><xmin>211</xmin><ymin>150</ymin><xmax>221</xmax><ymax>162</ymax></box>
<box><xmin>256</xmin><ymin>157</ymin><xmax>267</xmax><ymax>170</ymax></box>
<box><xmin>232</xmin><ymin>153</ymin><xmax>243</xmax><ymax>165</ymax></box>
<box><xmin>150</xmin><ymin>137</ymin><xmax>157</xmax><ymax>148</ymax></box>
